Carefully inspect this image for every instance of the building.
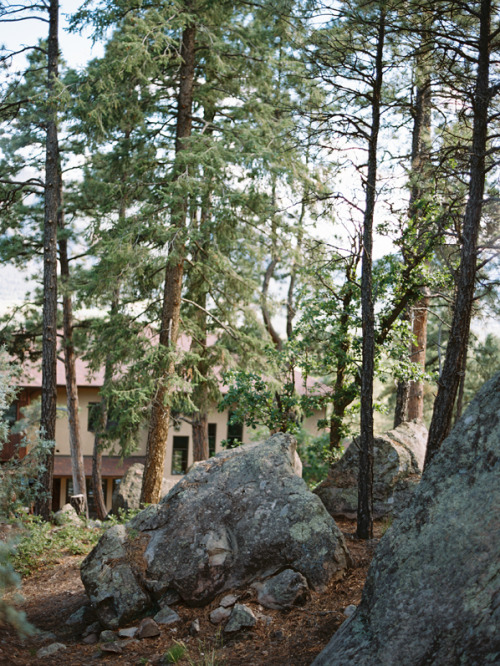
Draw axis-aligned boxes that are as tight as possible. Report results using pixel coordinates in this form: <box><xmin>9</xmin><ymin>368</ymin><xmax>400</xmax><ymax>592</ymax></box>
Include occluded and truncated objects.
<box><xmin>2</xmin><ymin>356</ymin><xmax>326</xmax><ymax>514</ymax></box>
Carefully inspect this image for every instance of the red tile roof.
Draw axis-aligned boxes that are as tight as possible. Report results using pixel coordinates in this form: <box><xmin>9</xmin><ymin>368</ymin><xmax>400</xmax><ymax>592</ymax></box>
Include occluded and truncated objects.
<box><xmin>53</xmin><ymin>455</ymin><xmax>145</xmax><ymax>477</ymax></box>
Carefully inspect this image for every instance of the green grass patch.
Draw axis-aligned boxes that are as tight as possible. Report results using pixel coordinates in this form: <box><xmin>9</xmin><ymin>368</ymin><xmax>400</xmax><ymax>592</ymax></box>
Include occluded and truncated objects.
<box><xmin>10</xmin><ymin>515</ymin><xmax>102</xmax><ymax>577</ymax></box>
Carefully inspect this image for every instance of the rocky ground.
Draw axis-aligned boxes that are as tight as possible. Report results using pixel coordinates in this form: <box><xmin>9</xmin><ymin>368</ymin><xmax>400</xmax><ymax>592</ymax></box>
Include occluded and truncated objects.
<box><xmin>0</xmin><ymin>519</ymin><xmax>383</xmax><ymax>665</ymax></box>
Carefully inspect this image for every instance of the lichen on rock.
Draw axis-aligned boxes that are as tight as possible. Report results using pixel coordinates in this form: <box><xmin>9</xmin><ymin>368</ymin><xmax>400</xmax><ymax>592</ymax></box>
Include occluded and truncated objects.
<box><xmin>313</xmin><ymin>374</ymin><xmax>500</xmax><ymax>666</ymax></box>
<box><xmin>81</xmin><ymin>433</ymin><xmax>350</xmax><ymax>628</ymax></box>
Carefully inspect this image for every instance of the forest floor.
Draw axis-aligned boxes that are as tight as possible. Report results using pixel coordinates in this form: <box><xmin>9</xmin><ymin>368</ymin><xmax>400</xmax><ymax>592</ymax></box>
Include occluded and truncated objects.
<box><xmin>0</xmin><ymin>519</ymin><xmax>384</xmax><ymax>665</ymax></box>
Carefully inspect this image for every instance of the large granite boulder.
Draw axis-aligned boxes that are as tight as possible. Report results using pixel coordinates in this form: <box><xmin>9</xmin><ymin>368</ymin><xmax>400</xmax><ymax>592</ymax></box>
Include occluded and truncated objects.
<box><xmin>313</xmin><ymin>373</ymin><xmax>500</xmax><ymax>666</ymax></box>
<box><xmin>81</xmin><ymin>433</ymin><xmax>350</xmax><ymax>629</ymax></box>
<box><xmin>315</xmin><ymin>421</ymin><xmax>427</xmax><ymax>518</ymax></box>
<box><xmin>111</xmin><ymin>463</ymin><xmax>174</xmax><ymax>514</ymax></box>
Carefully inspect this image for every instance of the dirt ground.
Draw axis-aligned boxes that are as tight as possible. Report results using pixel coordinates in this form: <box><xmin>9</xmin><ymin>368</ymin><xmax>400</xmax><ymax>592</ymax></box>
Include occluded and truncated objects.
<box><xmin>0</xmin><ymin>519</ymin><xmax>383</xmax><ymax>665</ymax></box>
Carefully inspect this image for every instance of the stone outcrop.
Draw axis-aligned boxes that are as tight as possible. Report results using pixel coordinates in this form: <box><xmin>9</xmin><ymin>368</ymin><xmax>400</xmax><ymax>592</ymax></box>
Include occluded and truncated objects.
<box><xmin>111</xmin><ymin>463</ymin><xmax>173</xmax><ymax>515</ymax></box>
<box><xmin>53</xmin><ymin>503</ymin><xmax>83</xmax><ymax>526</ymax></box>
<box><xmin>315</xmin><ymin>420</ymin><xmax>427</xmax><ymax>518</ymax></box>
<box><xmin>81</xmin><ymin>433</ymin><xmax>350</xmax><ymax>629</ymax></box>
<box><xmin>313</xmin><ymin>373</ymin><xmax>500</xmax><ymax>666</ymax></box>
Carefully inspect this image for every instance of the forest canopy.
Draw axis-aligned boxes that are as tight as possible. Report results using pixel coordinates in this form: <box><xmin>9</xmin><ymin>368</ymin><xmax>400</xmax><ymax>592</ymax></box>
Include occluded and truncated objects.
<box><xmin>0</xmin><ymin>0</ymin><xmax>499</xmax><ymax>537</ymax></box>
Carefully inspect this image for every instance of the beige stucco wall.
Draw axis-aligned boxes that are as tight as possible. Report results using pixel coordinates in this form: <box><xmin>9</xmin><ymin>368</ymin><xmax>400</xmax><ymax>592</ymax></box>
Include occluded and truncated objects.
<box><xmin>41</xmin><ymin>387</ymin><xmax>325</xmax><ymax>493</ymax></box>
<box><xmin>50</xmin><ymin>387</ymin><xmax>243</xmax><ymax>480</ymax></box>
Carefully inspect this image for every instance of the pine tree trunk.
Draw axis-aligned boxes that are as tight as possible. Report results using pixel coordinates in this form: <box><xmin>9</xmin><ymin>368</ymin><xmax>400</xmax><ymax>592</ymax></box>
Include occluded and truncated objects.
<box><xmin>407</xmin><ymin>288</ymin><xmax>430</xmax><ymax>420</ymax></box>
<box><xmin>58</xmin><ymin>176</ymin><xmax>88</xmax><ymax>518</ymax></box>
<box><xmin>454</xmin><ymin>342</ymin><xmax>468</xmax><ymax>423</ymax></box>
<box><xmin>395</xmin><ymin>36</ymin><xmax>432</xmax><ymax>426</ymax></box>
<box><xmin>91</xmin><ymin>295</ymin><xmax>118</xmax><ymax>522</ymax></box>
<box><xmin>357</xmin><ymin>8</ymin><xmax>385</xmax><ymax>541</ymax></box>
<box><xmin>34</xmin><ymin>0</ymin><xmax>59</xmax><ymax>521</ymax></box>
<box><xmin>425</xmin><ymin>0</ymin><xmax>491</xmax><ymax>467</ymax></box>
<box><xmin>192</xmin><ymin>410</ymin><xmax>208</xmax><ymax>462</ymax></box>
<box><xmin>141</xmin><ymin>22</ymin><xmax>196</xmax><ymax>505</ymax></box>
<box><xmin>92</xmin><ymin>401</ymin><xmax>108</xmax><ymax>520</ymax></box>
<box><xmin>394</xmin><ymin>379</ymin><xmax>410</xmax><ymax>427</ymax></box>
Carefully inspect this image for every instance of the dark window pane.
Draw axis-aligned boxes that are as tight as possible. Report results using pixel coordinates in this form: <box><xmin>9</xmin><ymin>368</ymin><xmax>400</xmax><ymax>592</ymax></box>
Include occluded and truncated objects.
<box><xmin>3</xmin><ymin>402</ymin><xmax>17</xmax><ymax>428</ymax></box>
<box><xmin>87</xmin><ymin>403</ymin><xmax>100</xmax><ymax>433</ymax></box>
<box><xmin>172</xmin><ymin>436</ymin><xmax>189</xmax><ymax>475</ymax></box>
<box><xmin>227</xmin><ymin>412</ymin><xmax>243</xmax><ymax>447</ymax></box>
<box><xmin>65</xmin><ymin>477</ymin><xmax>106</xmax><ymax>518</ymax></box>
<box><xmin>208</xmin><ymin>423</ymin><xmax>217</xmax><ymax>457</ymax></box>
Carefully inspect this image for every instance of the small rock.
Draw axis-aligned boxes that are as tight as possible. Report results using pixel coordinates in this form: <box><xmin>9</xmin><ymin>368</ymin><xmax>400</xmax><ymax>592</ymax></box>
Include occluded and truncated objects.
<box><xmin>36</xmin><ymin>643</ymin><xmax>67</xmax><ymax>659</ymax></box>
<box><xmin>53</xmin><ymin>503</ymin><xmax>83</xmax><ymax>526</ymax></box>
<box><xmin>136</xmin><ymin>617</ymin><xmax>161</xmax><ymax>639</ymax></box>
<box><xmin>100</xmin><ymin>629</ymin><xmax>118</xmax><ymax>642</ymax></box>
<box><xmin>34</xmin><ymin>631</ymin><xmax>57</xmax><ymax>643</ymax></box>
<box><xmin>224</xmin><ymin>604</ymin><xmax>257</xmax><ymax>633</ymax></box>
<box><xmin>189</xmin><ymin>619</ymin><xmax>200</xmax><ymax>635</ymax></box>
<box><xmin>82</xmin><ymin>633</ymin><xmax>98</xmax><ymax>645</ymax></box>
<box><xmin>118</xmin><ymin>627</ymin><xmax>138</xmax><ymax>638</ymax></box>
<box><xmin>154</xmin><ymin>606</ymin><xmax>181</xmax><ymax>625</ymax></box>
<box><xmin>255</xmin><ymin>569</ymin><xmax>309</xmax><ymax>610</ymax></box>
<box><xmin>272</xmin><ymin>630</ymin><xmax>285</xmax><ymax>641</ymax></box>
<box><xmin>256</xmin><ymin>613</ymin><xmax>273</xmax><ymax>626</ymax></box>
<box><xmin>209</xmin><ymin>607</ymin><xmax>231</xmax><ymax>625</ymax></box>
<box><xmin>83</xmin><ymin>621</ymin><xmax>101</xmax><ymax>638</ymax></box>
<box><xmin>343</xmin><ymin>604</ymin><xmax>357</xmax><ymax>618</ymax></box>
<box><xmin>66</xmin><ymin>604</ymin><xmax>96</xmax><ymax>629</ymax></box>
<box><xmin>159</xmin><ymin>589</ymin><xmax>180</xmax><ymax>607</ymax></box>
<box><xmin>220</xmin><ymin>594</ymin><xmax>239</xmax><ymax>608</ymax></box>
<box><xmin>88</xmin><ymin>519</ymin><xmax>102</xmax><ymax>529</ymax></box>
<box><xmin>101</xmin><ymin>641</ymin><xmax>123</xmax><ymax>654</ymax></box>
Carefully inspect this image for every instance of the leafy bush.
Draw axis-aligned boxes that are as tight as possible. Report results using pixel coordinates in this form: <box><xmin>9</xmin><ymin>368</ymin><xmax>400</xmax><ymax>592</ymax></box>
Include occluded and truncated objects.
<box><xmin>11</xmin><ymin>515</ymin><xmax>102</xmax><ymax>577</ymax></box>
<box><xmin>0</xmin><ymin>351</ymin><xmax>52</xmax><ymax>519</ymax></box>
<box><xmin>0</xmin><ymin>539</ymin><xmax>35</xmax><ymax>637</ymax></box>
<box><xmin>296</xmin><ymin>429</ymin><xmax>344</xmax><ymax>489</ymax></box>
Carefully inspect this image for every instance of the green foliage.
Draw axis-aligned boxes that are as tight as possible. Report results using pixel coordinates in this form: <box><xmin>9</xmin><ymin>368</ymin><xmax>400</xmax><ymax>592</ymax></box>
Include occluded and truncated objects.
<box><xmin>219</xmin><ymin>342</ymin><xmax>318</xmax><ymax>438</ymax></box>
<box><xmin>164</xmin><ymin>641</ymin><xmax>188</xmax><ymax>664</ymax></box>
<box><xmin>104</xmin><ymin>506</ymin><xmax>143</xmax><ymax>527</ymax></box>
<box><xmin>10</xmin><ymin>515</ymin><xmax>102</xmax><ymax>578</ymax></box>
<box><xmin>464</xmin><ymin>334</ymin><xmax>500</xmax><ymax>403</ymax></box>
<box><xmin>0</xmin><ymin>539</ymin><xmax>35</xmax><ymax>638</ymax></box>
<box><xmin>295</xmin><ymin>429</ymin><xmax>343</xmax><ymax>488</ymax></box>
<box><xmin>0</xmin><ymin>350</ymin><xmax>53</xmax><ymax>518</ymax></box>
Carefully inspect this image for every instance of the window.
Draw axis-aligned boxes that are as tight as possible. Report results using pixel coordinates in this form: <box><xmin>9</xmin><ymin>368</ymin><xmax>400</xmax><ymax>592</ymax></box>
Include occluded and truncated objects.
<box><xmin>227</xmin><ymin>412</ymin><xmax>243</xmax><ymax>447</ymax></box>
<box><xmin>172</xmin><ymin>436</ymin><xmax>189</xmax><ymax>475</ymax></box>
<box><xmin>3</xmin><ymin>402</ymin><xmax>17</xmax><ymax>428</ymax></box>
<box><xmin>112</xmin><ymin>478</ymin><xmax>121</xmax><ymax>496</ymax></box>
<box><xmin>208</xmin><ymin>423</ymin><xmax>217</xmax><ymax>457</ymax></box>
<box><xmin>66</xmin><ymin>478</ymin><xmax>107</xmax><ymax>518</ymax></box>
<box><xmin>87</xmin><ymin>403</ymin><xmax>101</xmax><ymax>433</ymax></box>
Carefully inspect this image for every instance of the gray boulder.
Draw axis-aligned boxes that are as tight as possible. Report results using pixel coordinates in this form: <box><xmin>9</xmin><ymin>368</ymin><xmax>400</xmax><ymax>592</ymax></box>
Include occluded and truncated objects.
<box><xmin>82</xmin><ymin>433</ymin><xmax>350</xmax><ymax>629</ymax></box>
<box><xmin>111</xmin><ymin>463</ymin><xmax>173</xmax><ymax>514</ymax></box>
<box><xmin>315</xmin><ymin>420</ymin><xmax>427</xmax><ymax>518</ymax></box>
<box><xmin>312</xmin><ymin>373</ymin><xmax>500</xmax><ymax>666</ymax></box>
<box><xmin>53</xmin><ymin>503</ymin><xmax>83</xmax><ymax>526</ymax></box>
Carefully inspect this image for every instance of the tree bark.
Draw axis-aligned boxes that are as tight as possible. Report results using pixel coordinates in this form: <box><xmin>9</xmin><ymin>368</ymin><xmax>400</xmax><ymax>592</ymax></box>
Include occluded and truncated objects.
<box><xmin>454</xmin><ymin>339</ymin><xmax>468</xmax><ymax>423</ymax></box>
<box><xmin>141</xmin><ymin>22</ymin><xmax>196</xmax><ymax>505</ymax></box>
<box><xmin>91</xmin><ymin>291</ymin><xmax>118</xmax><ymax>522</ymax></box>
<box><xmin>58</xmin><ymin>176</ymin><xmax>88</xmax><ymax>518</ymax></box>
<box><xmin>92</xmin><ymin>399</ymin><xmax>108</xmax><ymax>520</ymax></box>
<box><xmin>407</xmin><ymin>288</ymin><xmax>430</xmax><ymax>420</ymax></box>
<box><xmin>425</xmin><ymin>0</ymin><xmax>492</xmax><ymax>467</ymax></box>
<box><xmin>192</xmin><ymin>410</ymin><xmax>209</xmax><ymax>461</ymax></box>
<box><xmin>357</xmin><ymin>7</ymin><xmax>385</xmax><ymax>541</ymax></box>
<box><xmin>395</xmin><ymin>34</ymin><xmax>432</xmax><ymax>425</ymax></box>
<box><xmin>34</xmin><ymin>0</ymin><xmax>59</xmax><ymax>521</ymax></box>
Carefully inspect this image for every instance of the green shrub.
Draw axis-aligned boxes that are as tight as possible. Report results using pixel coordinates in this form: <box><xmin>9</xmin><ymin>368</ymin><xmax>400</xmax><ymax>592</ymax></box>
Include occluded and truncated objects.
<box><xmin>11</xmin><ymin>515</ymin><xmax>102</xmax><ymax>577</ymax></box>
<box><xmin>0</xmin><ymin>536</ymin><xmax>35</xmax><ymax>637</ymax></box>
<box><xmin>296</xmin><ymin>429</ymin><xmax>344</xmax><ymax>489</ymax></box>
